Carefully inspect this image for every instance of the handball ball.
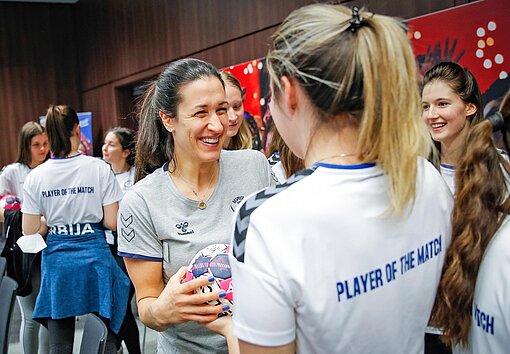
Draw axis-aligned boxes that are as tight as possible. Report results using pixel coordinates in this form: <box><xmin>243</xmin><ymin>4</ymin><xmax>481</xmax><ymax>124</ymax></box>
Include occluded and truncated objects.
<box><xmin>185</xmin><ymin>243</ymin><xmax>233</xmax><ymax>316</ymax></box>
<box><xmin>0</xmin><ymin>194</ymin><xmax>21</xmax><ymax>211</ymax></box>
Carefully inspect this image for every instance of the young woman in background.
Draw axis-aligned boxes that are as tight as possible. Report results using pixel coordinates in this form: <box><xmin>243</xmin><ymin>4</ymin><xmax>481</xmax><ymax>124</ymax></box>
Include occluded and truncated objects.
<box><xmin>102</xmin><ymin>126</ymin><xmax>141</xmax><ymax>354</ymax></box>
<box><xmin>421</xmin><ymin>61</ymin><xmax>484</xmax><ymax>194</ymax></box>
<box><xmin>0</xmin><ymin>121</ymin><xmax>49</xmax><ymax>354</ymax></box>
<box><xmin>22</xmin><ymin>105</ymin><xmax>130</xmax><ymax>354</ymax></box>
<box><xmin>220</xmin><ymin>71</ymin><xmax>252</xmax><ymax>150</ymax></box>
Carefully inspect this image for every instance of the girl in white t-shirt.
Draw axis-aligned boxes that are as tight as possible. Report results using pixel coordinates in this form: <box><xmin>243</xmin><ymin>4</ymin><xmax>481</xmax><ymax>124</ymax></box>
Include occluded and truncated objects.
<box><xmin>432</xmin><ymin>92</ymin><xmax>510</xmax><ymax>354</ymax></box>
<box><xmin>22</xmin><ymin>105</ymin><xmax>130</xmax><ymax>354</ymax></box>
<box><xmin>421</xmin><ymin>62</ymin><xmax>485</xmax><ymax>353</ymax></box>
<box><xmin>102</xmin><ymin>126</ymin><xmax>141</xmax><ymax>354</ymax></box>
<box><xmin>421</xmin><ymin>62</ymin><xmax>485</xmax><ymax>194</ymax></box>
<box><xmin>228</xmin><ymin>4</ymin><xmax>453</xmax><ymax>354</ymax></box>
<box><xmin>0</xmin><ymin>121</ymin><xmax>49</xmax><ymax>354</ymax></box>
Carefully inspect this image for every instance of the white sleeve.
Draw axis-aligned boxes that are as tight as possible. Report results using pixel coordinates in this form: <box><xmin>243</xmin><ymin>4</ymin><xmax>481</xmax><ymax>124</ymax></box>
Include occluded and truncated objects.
<box><xmin>0</xmin><ymin>165</ymin><xmax>14</xmax><ymax>196</ymax></box>
<box><xmin>117</xmin><ymin>189</ymin><xmax>163</xmax><ymax>261</ymax></box>
<box><xmin>21</xmin><ymin>172</ymin><xmax>41</xmax><ymax>216</ymax></box>
<box><xmin>101</xmin><ymin>163</ymin><xmax>123</xmax><ymax>206</ymax></box>
<box><xmin>229</xmin><ymin>212</ymin><xmax>296</xmax><ymax>346</ymax></box>
<box><xmin>257</xmin><ymin>151</ymin><xmax>277</xmax><ymax>187</ymax></box>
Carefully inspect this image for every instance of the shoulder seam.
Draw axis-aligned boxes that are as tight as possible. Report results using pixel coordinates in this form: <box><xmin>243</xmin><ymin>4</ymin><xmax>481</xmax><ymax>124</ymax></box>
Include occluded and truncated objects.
<box><xmin>232</xmin><ymin>167</ymin><xmax>315</xmax><ymax>263</ymax></box>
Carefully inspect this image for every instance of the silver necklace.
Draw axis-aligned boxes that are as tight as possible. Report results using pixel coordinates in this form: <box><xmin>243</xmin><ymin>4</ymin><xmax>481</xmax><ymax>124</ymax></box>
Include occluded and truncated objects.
<box><xmin>174</xmin><ymin>164</ymin><xmax>217</xmax><ymax>210</ymax></box>
<box><xmin>315</xmin><ymin>153</ymin><xmax>357</xmax><ymax>164</ymax></box>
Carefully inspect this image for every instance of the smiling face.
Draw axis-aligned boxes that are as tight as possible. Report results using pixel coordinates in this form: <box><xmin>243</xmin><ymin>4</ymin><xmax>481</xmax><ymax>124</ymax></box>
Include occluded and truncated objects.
<box><xmin>422</xmin><ymin>80</ymin><xmax>477</xmax><ymax>148</ymax></box>
<box><xmin>166</xmin><ymin>76</ymin><xmax>228</xmax><ymax>163</ymax></box>
<box><xmin>102</xmin><ymin>132</ymin><xmax>127</xmax><ymax>165</ymax></box>
<box><xmin>224</xmin><ymin>83</ymin><xmax>244</xmax><ymax>138</ymax></box>
<box><xmin>29</xmin><ymin>133</ymin><xmax>49</xmax><ymax>167</ymax></box>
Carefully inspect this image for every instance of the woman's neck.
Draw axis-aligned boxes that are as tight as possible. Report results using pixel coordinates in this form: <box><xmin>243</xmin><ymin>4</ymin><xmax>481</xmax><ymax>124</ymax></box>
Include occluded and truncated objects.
<box><xmin>111</xmin><ymin>160</ymin><xmax>131</xmax><ymax>174</ymax></box>
<box><xmin>173</xmin><ymin>159</ymin><xmax>219</xmax><ymax>188</ymax></box>
<box><xmin>66</xmin><ymin>149</ymin><xmax>80</xmax><ymax>158</ymax></box>
<box><xmin>222</xmin><ymin>136</ymin><xmax>232</xmax><ymax>149</ymax></box>
<box><xmin>304</xmin><ymin>124</ymin><xmax>360</xmax><ymax>167</ymax></box>
<box><xmin>28</xmin><ymin>160</ymin><xmax>42</xmax><ymax>169</ymax></box>
<box><xmin>440</xmin><ymin>128</ymin><xmax>469</xmax><ymax>166</ymax></box>
<box><xmin>440</xmin><ymin>145</ymin><xmax>459</xmax><ymax>166</ymax></box>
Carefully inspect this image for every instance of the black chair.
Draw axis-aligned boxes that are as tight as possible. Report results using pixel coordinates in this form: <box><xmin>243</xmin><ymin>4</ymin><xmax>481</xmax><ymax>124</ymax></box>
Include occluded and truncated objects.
<box><xmin>0</xmin><ymin>275</ymin><xmax>18</xmax><ymax>354</ymax></box>
<box><xmin>0</xmin><ymin>257</ymin><xmax>6</xmax><ymax>278</ymax></box>
<box><xmin>79</xmin><ymin>314</ymin><xmax>108</xmax><ymax>354</ymax></box>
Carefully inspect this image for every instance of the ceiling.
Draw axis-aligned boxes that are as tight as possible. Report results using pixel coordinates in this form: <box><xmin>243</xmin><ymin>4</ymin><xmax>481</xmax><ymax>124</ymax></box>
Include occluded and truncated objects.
<box><xmin>0</xmin><ymin>0</ymin><xmax>78</xmax><ymax>3</ymax></box>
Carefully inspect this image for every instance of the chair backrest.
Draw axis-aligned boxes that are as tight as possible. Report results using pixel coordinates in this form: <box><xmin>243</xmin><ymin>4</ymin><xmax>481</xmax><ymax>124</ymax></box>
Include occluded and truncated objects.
<box><xmin>0</xmin><ymin>275</ymin><xmax>18</xmax><ymax>354</ymax></box>
<box><xmin>79</xmin><ymin>314</ymin><xmax>108</xmax><ymax>354</ymax></box>
<box><xmin>0</xmin><ymin>257</ymin><xmax>6</xmax><ymax>278</ymax></box>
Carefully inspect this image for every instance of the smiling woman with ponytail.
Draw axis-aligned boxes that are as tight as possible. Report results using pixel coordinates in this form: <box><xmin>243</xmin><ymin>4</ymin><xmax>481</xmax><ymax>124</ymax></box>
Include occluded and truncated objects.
<box><xmin>432</xmin><ymin>90</ymin><xmax>510</xmax><ymax>354</ymax></box>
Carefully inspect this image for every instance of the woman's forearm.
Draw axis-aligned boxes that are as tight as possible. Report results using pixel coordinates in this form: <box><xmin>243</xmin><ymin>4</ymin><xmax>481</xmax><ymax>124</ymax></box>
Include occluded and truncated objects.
<box><xmin>138</xmin><ymin>297</ymin><xmax>171</xmax><ymax>332</ymax></box>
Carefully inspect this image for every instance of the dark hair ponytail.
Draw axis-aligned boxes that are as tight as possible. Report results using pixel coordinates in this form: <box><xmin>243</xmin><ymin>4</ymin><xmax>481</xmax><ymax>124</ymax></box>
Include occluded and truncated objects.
<box><xmin>135</xmin><ymin>81</ymin><xmax>175</xmax><ymax>181</ymax></box>
<box><xmin>432</xmin><ymin>119</ymin><xmax>510</xmax><ymax>346</ymax></box>
<box><xmin>45</xmin><ymin>105</ymin><xmax>79</xmax><ymax>158</ymax></box>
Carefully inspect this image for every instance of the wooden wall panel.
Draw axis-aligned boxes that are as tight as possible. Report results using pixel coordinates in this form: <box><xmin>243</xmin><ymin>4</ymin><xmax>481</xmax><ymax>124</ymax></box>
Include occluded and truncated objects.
<box><xmin>0</xmin><ymin>0</ymin><xmax>479</xmax><ymax>166</ymax></box>
<box><xmin>78</xmin><ymin>0</ymin><xmax>464</xmax><ymax>143</ymax></box>
<box><xmin>0</xmin><ymin>2</ymin><xmax>80</xmax><ymax>167</ymax></box>
<box><xmin>81</xmin><ymin>84</ymin><xmax>119</xmax><ymax>156</ymax></box>
<box><xmin>76</xmin><ymin>0</ymin><xmax>317</xmax><ymax>91</ymax></box>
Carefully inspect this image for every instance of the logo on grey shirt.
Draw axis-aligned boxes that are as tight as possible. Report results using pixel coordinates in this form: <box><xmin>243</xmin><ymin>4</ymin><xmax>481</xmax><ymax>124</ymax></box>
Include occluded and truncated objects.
<box><xmin>231</xmin><ymin>195</ymin><xmax>245</xmax><ymax>212</ymax></box>
<box><xmin>176</xmin><ymin>221</ymin><xmax>194</xmax><ymax>236</ymax></box>
<box><xmin>120</xmin><ymin>213</ymin><xmax>135</xmax><ymax>242</ymax></box>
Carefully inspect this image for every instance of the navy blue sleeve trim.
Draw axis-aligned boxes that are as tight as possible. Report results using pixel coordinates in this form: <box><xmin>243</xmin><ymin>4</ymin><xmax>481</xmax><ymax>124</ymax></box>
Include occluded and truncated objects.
<box><xmin>118</xmin><ymin>251</ymin><xmax>163</xmax><ymax>262</ymax></box>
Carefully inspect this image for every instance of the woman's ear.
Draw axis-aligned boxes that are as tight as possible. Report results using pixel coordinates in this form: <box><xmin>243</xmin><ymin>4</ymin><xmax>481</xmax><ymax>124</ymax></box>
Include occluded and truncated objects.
<box><xmin>466</xmin><ymin>103</ymin><xmax>477</xmax><ymax>118</ymax></box>
<box><xmin>280</xmin><ymin>76</ymin><xmax>298</xmax><ymax>113</ymax></box>
<box><xmin>73</xmin><ymin>123</ymin><xmax>81</xmax><ymax>137</ymax></box>
<box><xmin>159</xmin><ymin>111</ymin><xmax>175</xmax><ymax>133</ymax></box>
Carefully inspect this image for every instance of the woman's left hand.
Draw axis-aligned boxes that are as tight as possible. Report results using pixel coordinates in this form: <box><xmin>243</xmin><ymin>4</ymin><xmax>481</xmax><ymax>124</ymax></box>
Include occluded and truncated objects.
<box><xmin>202</xmin><ymin>314</ymin><xmax>232</xmax><ymax>337</ymax></box>
<box><xmin>203</xmin><ymin>316</ymin><xmax>240</xmax><ymax>354</ymax></box>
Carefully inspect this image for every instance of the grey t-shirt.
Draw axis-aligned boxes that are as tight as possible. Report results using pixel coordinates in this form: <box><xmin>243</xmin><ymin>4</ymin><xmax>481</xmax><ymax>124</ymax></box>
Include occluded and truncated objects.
<box><xmin>118</xmin><ymin>149</ymin><xmax>274</xmax><ymax>354</ymax></box>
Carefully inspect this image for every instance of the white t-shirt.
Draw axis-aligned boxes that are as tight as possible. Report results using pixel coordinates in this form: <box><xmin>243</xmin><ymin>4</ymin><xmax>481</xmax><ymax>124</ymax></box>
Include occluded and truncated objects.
<box><xmin>0</xmin><ymin>162</ymin><xmax>31</xmax><ymax>200</ymax></box>
<box><xmin>230</xmin><ymin>158</ymin><xmax>453</xmax><ymax>353</ymax></box>
<box><xmin>459</xmin><ymin>217</ymin><xmax>510</xmax><ymax>354</ymax></box>
<box><xmin>440</xmin><ymin>164</ymin><xmax>456</xmax><ymax>195</ymax></box>
<box><xmin>440</xmin><ymin>151</ymin><xmax>510</xmax><ymax>196</ymax></box>
<box><xmin>271</xmin><ymin>161</ymin><xmax>287</xmax><ymax>184</ymax></box>
<box><xmin>22</xmin><ymin>154</ymin><xmax>122</xmax><ymax>227</ymax></box>
<box><xmin>115</xmin><ymin>166</ymin><xmax>136</xmax><ymax>195</ymax></box>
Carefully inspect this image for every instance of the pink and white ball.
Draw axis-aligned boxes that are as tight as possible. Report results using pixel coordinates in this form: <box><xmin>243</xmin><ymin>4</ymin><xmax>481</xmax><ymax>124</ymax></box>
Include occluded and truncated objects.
<box><xmin>0</xmin><ymin>194</ymin><xmax>21</xmax><ymax>211</ymax></box>
<box><xmin>185</xmin><ymin>243</ymin><xmax>233</xmax><ymax>316</ymax></box>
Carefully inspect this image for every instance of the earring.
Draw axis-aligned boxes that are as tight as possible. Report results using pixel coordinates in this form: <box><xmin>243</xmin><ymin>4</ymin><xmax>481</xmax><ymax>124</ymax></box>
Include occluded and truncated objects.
<box><xmin>165</xmin><ymin>126</ymin><xmax>174</xmax><ymax>133</ymax></box>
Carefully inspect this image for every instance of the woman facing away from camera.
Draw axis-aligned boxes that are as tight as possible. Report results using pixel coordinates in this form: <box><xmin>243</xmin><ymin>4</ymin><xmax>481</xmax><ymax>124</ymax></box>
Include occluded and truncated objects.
<box><xmin>0</xmin><ymin>121</ymin><xmax>49</xmax><ymax>354</ymax></box>
<box><xmin>431</xmin><ymin>92</ymin><xmax>510</xmax><ymax>354</ymax></box>
<box><xmin>421</xmin><ymin>61</ymin><xmax>485</xmax><ymax>194</ymax></box>
<box><xmin>228</xmin><ymin>4</ymin><xmax>453</xmax><ymax>354</ymax></box>
<box><xmin>102</xmin><ymin>126</ymin><xmax>141</xmax><ymax>354</ymax></box>
<box><xmin>21</xmin><ymin>105</ymin><xmax>130</xmax><ymax>354</ymax></box>
<box><xmin>116</xmin><ymin>58</ymin><xmax>273</xmax><ymax>354</ymax></box>
<box><xmin>220</xmin><ymin>71</ymin><xmax>253</xmax><ymax>150</ymax></box>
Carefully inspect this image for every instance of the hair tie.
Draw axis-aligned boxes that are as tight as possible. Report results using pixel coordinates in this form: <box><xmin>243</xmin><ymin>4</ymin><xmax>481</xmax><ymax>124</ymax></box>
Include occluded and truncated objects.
<box><xmin>348</xmin><ymin>7</ymin><xmax>365</xmax><ymax>33</ymax></box>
